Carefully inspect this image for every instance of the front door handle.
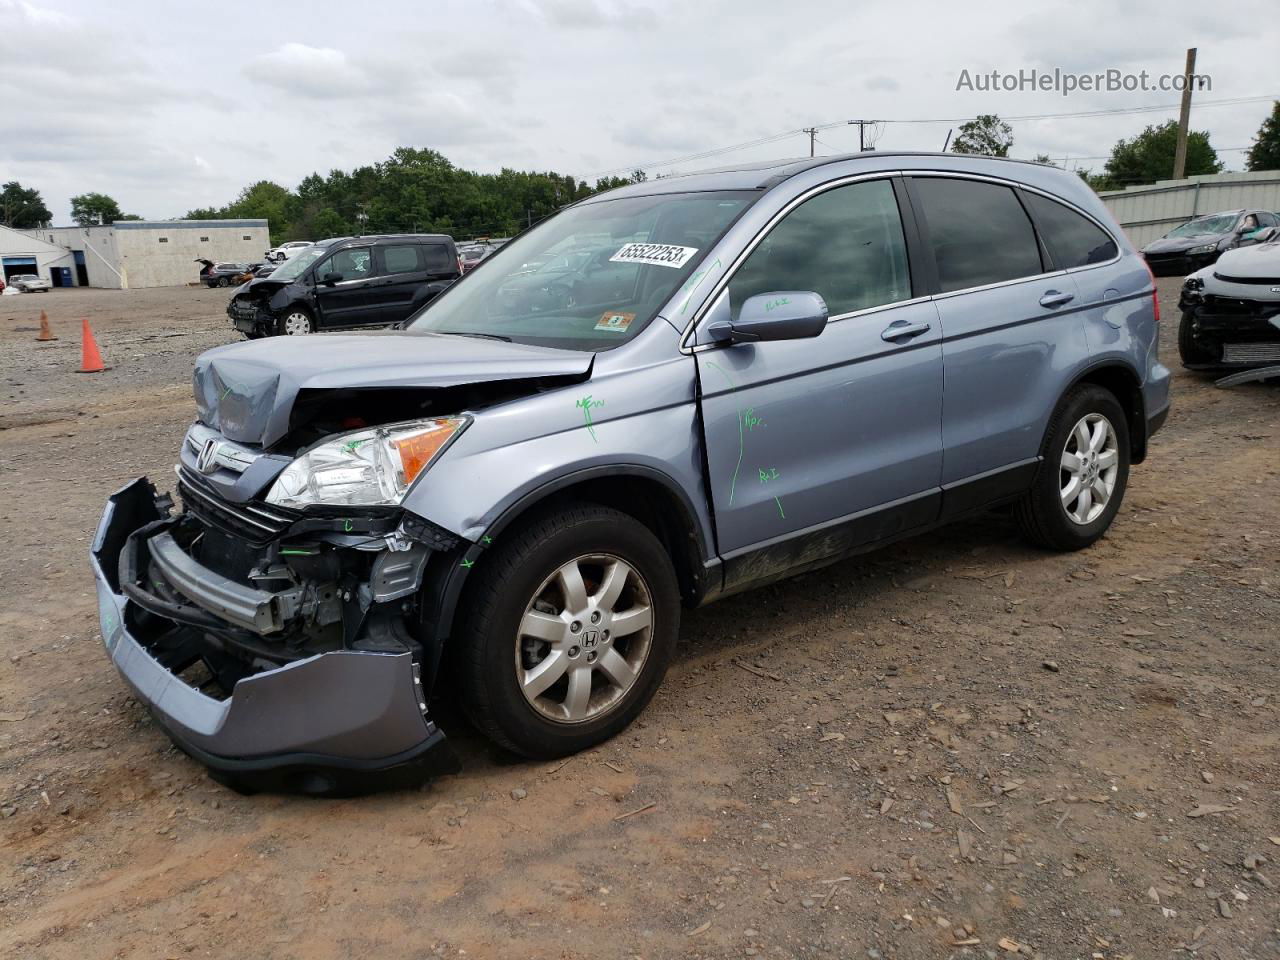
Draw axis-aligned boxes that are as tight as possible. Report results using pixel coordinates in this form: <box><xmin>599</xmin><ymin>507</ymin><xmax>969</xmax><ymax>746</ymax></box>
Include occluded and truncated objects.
<box><xmin>1039</xmin><ymin>289</ymin><xmax>1075</xmax><ymax>308</ymax></box>
<box><xmin>880</xmin><ymin>319</ymin><xmax>932</xmax><ymax>342</ymax></box>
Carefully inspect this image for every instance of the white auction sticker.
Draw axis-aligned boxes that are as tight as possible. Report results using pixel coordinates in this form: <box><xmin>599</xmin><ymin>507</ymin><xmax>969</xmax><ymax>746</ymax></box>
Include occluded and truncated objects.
<box><xmin>609</xmin><ymin>242</ymin><xmax>699</xmax><ymax>269</ymax></box>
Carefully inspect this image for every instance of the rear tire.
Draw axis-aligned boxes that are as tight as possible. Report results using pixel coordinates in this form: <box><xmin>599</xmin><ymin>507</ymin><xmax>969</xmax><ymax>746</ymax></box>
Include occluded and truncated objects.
<box><xmin>217</xmin><ymin>277</ymin><xmax>230</xmax><ymax>287</ymax></box>
<box><xmin>1015</xmin><ymin>385</ymin><xmax>1130</xmax><ymax>551</ymax></box>
<box><xmin>454</xmin><ymin>503</ymin><xmax>680</xmax><ymax>759</ymax></box>
<box><xmin>1178</xmin><ymin>311</ymin><xmax>1218</xmax><ymax>368</ymax></box>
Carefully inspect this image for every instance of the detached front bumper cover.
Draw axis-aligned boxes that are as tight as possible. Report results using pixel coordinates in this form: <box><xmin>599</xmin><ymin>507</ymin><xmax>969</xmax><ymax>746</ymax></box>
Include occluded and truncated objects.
<box><xmin>91</xmin><ymin>477</ymin><xmax>459</xmax><ymax>795</ymax></box>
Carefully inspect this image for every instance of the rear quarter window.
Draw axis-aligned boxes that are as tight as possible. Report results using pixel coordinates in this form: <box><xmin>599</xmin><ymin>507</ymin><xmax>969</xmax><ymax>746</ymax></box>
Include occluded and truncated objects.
<box><xmin>422</xmin><ymin>244</ymin><xmax>453</xmax><ymax>272</ymax></box>
<box><xmin>1022</xmin><ymin>192</ymin><xmax>1118</xmax><ymax>268</ymax></box>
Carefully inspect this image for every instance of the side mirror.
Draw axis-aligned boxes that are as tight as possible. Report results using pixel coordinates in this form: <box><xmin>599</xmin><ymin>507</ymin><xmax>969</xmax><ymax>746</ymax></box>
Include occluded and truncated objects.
<box><xmin>320</xmin><ymin>271</ymin><xmax>341</xmax><ymax>285</ymax></box>
<box><xmin>1255</xmin><ymin>226</ymin><xmax>1278</xmax><ymax>243</ymax></box>
<box><xmin>707</xmin><ymin>291</ymin><xmax>828</xmax><ymax>344</ymax></box>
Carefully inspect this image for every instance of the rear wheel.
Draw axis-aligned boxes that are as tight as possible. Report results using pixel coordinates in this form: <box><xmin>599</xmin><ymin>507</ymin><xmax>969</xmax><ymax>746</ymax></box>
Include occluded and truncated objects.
<box><xmin>278</xmin><ymin>309</ymin><xmax>314</xmax><ymax>336</ymax></box>
<box><xmin>1178</xmin><ymin>311</ymin><xmax>1218</xmax><ymax>368</ymax></box>
<box><xmin>454</xmin><ymin>503</ymin><xmax>680</xmax><ymax>759</ymax></box>
<box><xmin>217</xmin><ymin>277</ymin><xmax>230</xmax><ymax>287</ymax></box>
<box><xmin>1015</xmin><ymin>385</ymin><xmax>1130</xmax><ymax>551</ymax></box>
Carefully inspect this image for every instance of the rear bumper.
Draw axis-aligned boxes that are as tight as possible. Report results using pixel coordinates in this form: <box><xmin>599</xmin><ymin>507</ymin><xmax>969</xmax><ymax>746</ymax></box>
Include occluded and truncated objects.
<box><xmin>91</xmin><ymin>478</ymin><xmax>458</xmax><ymax>795</ymax></box>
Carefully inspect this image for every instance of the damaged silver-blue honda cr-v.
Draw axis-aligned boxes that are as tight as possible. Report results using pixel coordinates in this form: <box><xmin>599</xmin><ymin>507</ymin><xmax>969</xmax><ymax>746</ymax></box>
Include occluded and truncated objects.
<box><xmin>92</xmin><ymin>153</ymin><xmax>1170</xmax><ymax>793</ymax></box>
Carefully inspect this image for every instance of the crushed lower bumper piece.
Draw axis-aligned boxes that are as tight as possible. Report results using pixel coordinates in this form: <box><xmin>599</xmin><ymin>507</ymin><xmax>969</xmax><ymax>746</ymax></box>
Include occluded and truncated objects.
<box><xmin>91</xmin><ymin>477</ymin><xmax>460</xmax><ymax>796</ymax></box>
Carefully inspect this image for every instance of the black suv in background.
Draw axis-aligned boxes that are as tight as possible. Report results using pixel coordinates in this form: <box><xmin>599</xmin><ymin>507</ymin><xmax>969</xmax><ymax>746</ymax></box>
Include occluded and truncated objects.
<box><xmin>227</xmin><ymin>234</ymin><xmax>461</xmax><ymax>337</ymax></box>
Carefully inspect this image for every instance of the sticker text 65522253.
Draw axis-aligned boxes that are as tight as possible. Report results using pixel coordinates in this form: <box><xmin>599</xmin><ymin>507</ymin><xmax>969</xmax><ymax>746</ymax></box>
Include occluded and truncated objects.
<box><xmin>609</xmin><ymin>243</ymin><xmax>699</xmax><ymax>269</ymax></box>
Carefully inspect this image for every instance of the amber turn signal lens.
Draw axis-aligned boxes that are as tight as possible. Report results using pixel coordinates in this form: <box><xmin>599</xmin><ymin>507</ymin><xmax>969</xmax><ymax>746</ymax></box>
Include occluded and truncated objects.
<box><xmin>391</xmin><ymin>418</ymin><xmax>465</xmax><ymax>485</ymax></box>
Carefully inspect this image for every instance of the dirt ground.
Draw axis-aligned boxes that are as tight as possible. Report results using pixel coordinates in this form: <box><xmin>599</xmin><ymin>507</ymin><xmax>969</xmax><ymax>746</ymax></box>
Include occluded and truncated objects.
<box><xmin>0</xmin><ymin>282</ymin><xmax>1277</xmax><ymax>960</ymax></box>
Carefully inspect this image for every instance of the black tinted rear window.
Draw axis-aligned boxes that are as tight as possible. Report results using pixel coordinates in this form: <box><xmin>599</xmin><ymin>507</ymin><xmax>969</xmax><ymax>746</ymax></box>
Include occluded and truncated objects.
<box><xmin>1023</xmin><ymin>192</ymin><xmax>1118</xmax><ymax>268</ymax></box>
<box><xmin>423</xmin><ymin>244</ymin><xmax>452</xmax><ymax>272</ymax></box>
<box><xmin>912</xmin><ymin>177</ymin><xmax>1044</xmax><ymax>293</ymax></box>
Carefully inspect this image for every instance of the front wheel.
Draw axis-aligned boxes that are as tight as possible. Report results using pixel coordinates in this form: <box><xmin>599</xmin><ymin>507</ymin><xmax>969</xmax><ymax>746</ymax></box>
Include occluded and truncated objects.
<box><xmin>277</xmin><ymin>309</ymin><xmax>314</xmax><ymax>336</ymax></box>
<box><xmin>1015</xmin><ymin>385</ymin><xmax>1130</xmax><ymax>551</ymax></box>
<box><xmin>454</xmin><ymin>503</ymin><xmax>680</xmax><ymax>759</ymax></box>
<box><xmin>1178</xmin><ymin>311</ymin><xmax>1218</xmax><ymax>368</ymax></box>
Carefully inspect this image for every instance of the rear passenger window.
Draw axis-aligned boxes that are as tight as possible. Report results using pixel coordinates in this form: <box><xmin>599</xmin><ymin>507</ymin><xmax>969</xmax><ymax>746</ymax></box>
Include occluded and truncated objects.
<box><xmin>383</xmin><ymin>245</ymin><xmax>422</xmax><ymax>274</ymax></box>
<box><xmin>728</xmin><ymin>179</ymin><xmax>910</xmax><ymax>318</ymax></box>
<box><xmin>912</xmin><ymin>178</ymin><xmax>1044</xmax><ymax>293</ymax></box>
<box><xmin>422</xmin><ymin>244</ymin><xmax>452</xmax><ymax>272</ymax></box>
<box><xmin>1022</xmin><ymin>192</ymin><xmax>1118</xmax><ymax>268</ymax></box>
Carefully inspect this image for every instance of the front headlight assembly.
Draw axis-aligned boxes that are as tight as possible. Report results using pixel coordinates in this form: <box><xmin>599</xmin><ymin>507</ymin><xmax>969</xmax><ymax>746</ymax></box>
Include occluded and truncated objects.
<box><xmin>1186</xmin><ymin>243</ymin><xmax>1219</xmax><ymax>256</ymax></box>
<box><xmin>265</xmin><ymin>417</ymin><xmax>468</xmax><ymax>509</ymax></box>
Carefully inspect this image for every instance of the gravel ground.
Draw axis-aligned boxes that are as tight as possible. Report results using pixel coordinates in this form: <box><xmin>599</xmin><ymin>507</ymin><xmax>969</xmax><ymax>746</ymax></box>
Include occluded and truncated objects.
<box><xmin>0</xmin><ymin>280</ymin><xmax>1277</xmax><ymax>960</ymax></box>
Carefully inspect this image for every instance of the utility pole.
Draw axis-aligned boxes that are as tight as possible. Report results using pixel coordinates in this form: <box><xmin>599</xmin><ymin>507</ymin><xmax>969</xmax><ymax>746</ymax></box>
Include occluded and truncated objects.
<box><xmin>1172</xmin><ymin>47</ymin><xmax>1197</xmax><ymax>180</ymax></box>
<box><xmin>845</xmin><ymin>120</ymin><xmax>880</xmax><ymax>151</ymax></box>
<box><xmin>803</xmin><ymin>127</ymin><xmax>817</xmax><ymax>157</ymax></box>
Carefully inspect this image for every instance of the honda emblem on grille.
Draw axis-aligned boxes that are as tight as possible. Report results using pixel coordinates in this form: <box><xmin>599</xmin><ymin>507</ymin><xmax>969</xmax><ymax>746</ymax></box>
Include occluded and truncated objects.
<box><xmin>196</xmin><ymin>438</ymin><xmax>221</xmax><ymax>474</ymax></box>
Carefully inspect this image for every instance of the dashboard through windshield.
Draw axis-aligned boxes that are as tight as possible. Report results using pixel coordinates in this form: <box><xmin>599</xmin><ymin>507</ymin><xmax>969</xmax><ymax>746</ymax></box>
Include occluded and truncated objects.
<box><xmin>407</xmin><ymin>190</ymin><xmax>757</xmax><ymax>350</ymax></box>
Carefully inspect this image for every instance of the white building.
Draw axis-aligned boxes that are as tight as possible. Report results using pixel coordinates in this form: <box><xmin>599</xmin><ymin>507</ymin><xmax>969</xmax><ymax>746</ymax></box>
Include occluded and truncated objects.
<box><xmin>0</xmin><ymin>223</ymin><xmax>78</xmax><ymax>287</ymax></box>
<box><xmin>21</xmin><ymin>219</ymin><xmax>271</xmax><ymax>289</ymax></box>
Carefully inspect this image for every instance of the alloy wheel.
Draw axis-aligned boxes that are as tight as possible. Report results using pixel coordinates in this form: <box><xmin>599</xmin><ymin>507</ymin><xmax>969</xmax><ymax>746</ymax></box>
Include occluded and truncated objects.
<box><xmin>1060</xmin><ymin>413</ymin><xmax>1119</xmax><ymax>525</ymax></box>
<box><xmin>515</xmin><ymin>553</ymin><xmax>654</xmax><ymax>724</ymax></box>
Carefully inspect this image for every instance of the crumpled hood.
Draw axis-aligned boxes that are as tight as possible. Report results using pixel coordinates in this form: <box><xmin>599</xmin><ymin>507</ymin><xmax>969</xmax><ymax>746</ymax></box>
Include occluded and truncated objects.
<box><xmin>1209</xmin><ymin>242</ymin><xmax>1280</xmax><ymax>280</ymax></box>
<box><xmin>194</xmin><ymin>332</ymin><xmax>593</xmax><ymax>447</ymax></box>
<box><xmin>1143</xmin><ymin>234</ymin><xmax>1220</xmax><ymax>254</ymax></box>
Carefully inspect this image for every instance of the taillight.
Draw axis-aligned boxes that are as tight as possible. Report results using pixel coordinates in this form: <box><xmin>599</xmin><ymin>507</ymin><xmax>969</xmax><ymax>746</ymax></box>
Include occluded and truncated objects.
<box><xmin>1144</xmin><ymin>260</ymin><xmax>1160</xmax><ymax>325</ymax></box>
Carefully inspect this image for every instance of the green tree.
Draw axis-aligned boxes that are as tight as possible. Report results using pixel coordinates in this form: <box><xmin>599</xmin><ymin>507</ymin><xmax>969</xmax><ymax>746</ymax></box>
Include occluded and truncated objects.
<box><xmin>951</xmin><ymin>115</ymin><xmax>1014</xmax><ymax>157</ymax></box>
<box><xmin>1245</xmin><ymin>101</ymin><xmax>1280</xmax><ymax>172</ymax></box>
<box><xmin>70</xmin><ymin>192</ymin><xmax>128</xmax><ymax>226</ymax></box>
<box><xmin>1098</xmin><ymin>120</ymin><xmax>1222</xmax><ymax>189</ymax></box>
<box><xmin>0</xmin><ymin>181</ymin><xmax>52</xmax><ymax>228</ymax></box>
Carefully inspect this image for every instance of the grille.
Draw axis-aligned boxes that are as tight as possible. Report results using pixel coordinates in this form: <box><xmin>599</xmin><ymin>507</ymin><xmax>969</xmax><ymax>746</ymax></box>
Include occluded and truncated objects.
<box><xmin>1201</xmin><ymin>296</ymin><xmax>1280</xmax><ymax>318</ymax></box>
<box><xmin>1223</xmin><ymin>342</ymin><xmax>1280</xmax><ymax>363</ymax></box>
<box><xmin>177</xmin><ymin>466</ymin><xmax>299</xmax><ymax>546</ymax></box>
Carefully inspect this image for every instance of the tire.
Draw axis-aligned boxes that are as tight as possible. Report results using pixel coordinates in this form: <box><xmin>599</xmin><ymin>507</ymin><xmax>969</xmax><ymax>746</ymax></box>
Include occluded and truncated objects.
<box><xmin>217</xmin><ymin>277</ymin><xmax>230</xmax><ymax>287</ymax></box>
<box><xmin>1178</xmin><ymin>311</ymin><xmax>1218</xmax><ymax>368</ymax></box>
<box><xmin>1014</xmin><ymin>384</ymin><xmax>1130</xmax><ymax>551</ymax></box>
<box><xmin>454</xmin><ymin>503</ymin><xmax>680</xmax><ymax>759</ymax></box>
<box><xmin>277</xmin><ymin>308</ymin><xmax>314</xmax><ymax>336</ymax></box>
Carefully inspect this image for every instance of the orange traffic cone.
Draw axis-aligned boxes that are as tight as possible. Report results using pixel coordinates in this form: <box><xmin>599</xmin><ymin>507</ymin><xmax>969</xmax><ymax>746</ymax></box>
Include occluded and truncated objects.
<box><xmin>36</xmin><ymin>310</ymin><xmax>58</xmax><ymax>341</ymax></box>
<box><xmin>77</xmin><ymin>318</ymin><xmax>107</xmax><ymax>373</ymax></box>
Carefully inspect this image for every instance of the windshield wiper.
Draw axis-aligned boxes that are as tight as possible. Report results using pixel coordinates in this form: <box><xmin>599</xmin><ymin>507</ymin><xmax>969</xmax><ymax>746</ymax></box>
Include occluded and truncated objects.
<box><xmin>435</xmin><ymin>331</ymin><xmax>513</xmax><ymax>342</ymax></box>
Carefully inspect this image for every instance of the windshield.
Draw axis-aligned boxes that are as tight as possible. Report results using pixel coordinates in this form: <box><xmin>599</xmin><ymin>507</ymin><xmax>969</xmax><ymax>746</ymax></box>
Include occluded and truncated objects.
<box><xmin>1168</xmin><ymin>214</ymin><xmax>1237</xmax><ymax>238</ymax></box>
<box><xmin>270</xmin><ymin>246</ymin><xmax>326</xmax><ymax>280</ymax></box>
<box><xmin>407</xmin><ymin>190</ymin><xmax>757</xmax><ymax>350</ymax></box>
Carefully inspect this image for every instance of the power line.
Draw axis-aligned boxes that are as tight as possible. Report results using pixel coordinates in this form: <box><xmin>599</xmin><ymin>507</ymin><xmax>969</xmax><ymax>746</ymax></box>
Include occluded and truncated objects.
<box><xmin>583</xmin><ymin>94</ymin><xmax>1277</xmax><ymax>179</ymax></box>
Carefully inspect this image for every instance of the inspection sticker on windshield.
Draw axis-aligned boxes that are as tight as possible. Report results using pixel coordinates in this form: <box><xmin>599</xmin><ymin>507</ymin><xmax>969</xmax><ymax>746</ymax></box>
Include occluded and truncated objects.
<box><xmin>609</xmin><ymin>242</ymin><xmax>699</xmax><ymax>269</ymax></box>
<box><xmin>596</xmin><ymin>311</ymin><xmax>636</xmax><ymax>333</ymax></box>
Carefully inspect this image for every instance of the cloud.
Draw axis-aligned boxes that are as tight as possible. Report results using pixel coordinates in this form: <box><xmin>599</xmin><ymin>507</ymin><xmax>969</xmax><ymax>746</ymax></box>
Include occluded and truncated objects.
<box><xmin>530</xmin><ymin>0</ymin><xmax>658</xmax><ymax>29</ymax></box>
<box><xmin>865</xmin><ymin>75</ymin><xmax>899</xmax><ymax>92</ymax></box>
<box><xmin>244</xmin><ymin>43</ymin><xmax>376</xmax><ymax>98</ymax></box>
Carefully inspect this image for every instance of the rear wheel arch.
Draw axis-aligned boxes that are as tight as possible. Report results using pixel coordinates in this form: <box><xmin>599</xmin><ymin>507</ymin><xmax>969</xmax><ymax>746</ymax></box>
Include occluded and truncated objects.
<box><xmin>1063</xmin><ymin>361</ymin><xmax>1147</xmax><ymax>463</ymax></box>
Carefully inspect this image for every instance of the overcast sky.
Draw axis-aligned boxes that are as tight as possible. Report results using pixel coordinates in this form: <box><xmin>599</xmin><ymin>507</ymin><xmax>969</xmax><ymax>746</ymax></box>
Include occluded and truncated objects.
<box><xmin>3</xmin><ymin>0</ymin><xmax>1277</xmax><ymax>223</ymax></box>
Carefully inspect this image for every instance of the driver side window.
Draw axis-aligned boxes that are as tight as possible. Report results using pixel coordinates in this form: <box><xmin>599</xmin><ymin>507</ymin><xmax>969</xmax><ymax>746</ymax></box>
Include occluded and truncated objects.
<box><xmin>323</xmin><ymin>247</ymin><xmax>372</xmax><ymax>282</ymax></box>
<box><xmin>727</xmin><ymin>179</ymin><xmax>910</xmax><ymax>319</ymax></box>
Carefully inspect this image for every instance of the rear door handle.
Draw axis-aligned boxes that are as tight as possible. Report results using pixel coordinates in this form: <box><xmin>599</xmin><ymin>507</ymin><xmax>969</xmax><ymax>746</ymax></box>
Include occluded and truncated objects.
<box><xmin>880</xmin><ymin>320</ymin><xmax>932</xmax><ymax>342</ymax></box>
<box><xmin>1039</xmin><ymin>289</ymin><xmax>1075</xmax><ymax>308</ymax></box>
